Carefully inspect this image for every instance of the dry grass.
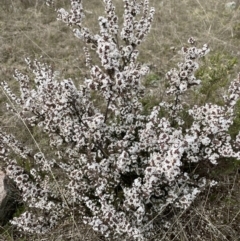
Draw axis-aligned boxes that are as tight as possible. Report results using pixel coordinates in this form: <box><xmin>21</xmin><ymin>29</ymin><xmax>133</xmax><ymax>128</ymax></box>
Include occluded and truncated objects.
<box><xmin>0</xmin><ymin>0</ymin><xmax>240</xmax><ymax>240</ymax></box>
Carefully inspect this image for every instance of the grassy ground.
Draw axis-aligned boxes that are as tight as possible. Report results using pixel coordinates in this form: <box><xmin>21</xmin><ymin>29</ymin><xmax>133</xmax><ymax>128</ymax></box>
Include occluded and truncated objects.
<box><xmin>0</xmin><ymin>0</ymin><xmax>240</xmax><ymax>240</ymax></box>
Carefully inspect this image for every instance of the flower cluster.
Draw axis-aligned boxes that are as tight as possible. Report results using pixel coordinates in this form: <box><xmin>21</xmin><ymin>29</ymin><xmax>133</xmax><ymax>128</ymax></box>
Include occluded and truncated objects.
<box><xmin>1</xmin><ymin>0</ymin><xmax>240</xmax><ymax>240</ymax></box>
<box><xmin>166</xmin><ymin>39</ymin><xmax>209</xmax><ymax>95</ymax></box>
<box><xmin>0</xmin><ymin>131</ymin><xmax>64</xmax><ymax>234</ymax></box>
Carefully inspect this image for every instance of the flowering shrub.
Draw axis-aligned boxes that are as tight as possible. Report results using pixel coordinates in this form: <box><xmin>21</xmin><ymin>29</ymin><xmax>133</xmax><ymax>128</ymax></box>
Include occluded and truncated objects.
<box><xmin>1</xmin><ymin>0</ymin><xmax>240</xmax><ymax>240</ymax></box>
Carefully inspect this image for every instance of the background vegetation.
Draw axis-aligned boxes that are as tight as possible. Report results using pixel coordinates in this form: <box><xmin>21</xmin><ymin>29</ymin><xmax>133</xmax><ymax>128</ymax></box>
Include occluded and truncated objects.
<box><xmin>0</xmin><ymin>0</ymin><xmax>240</xmax><ymax>240</ymax></box>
